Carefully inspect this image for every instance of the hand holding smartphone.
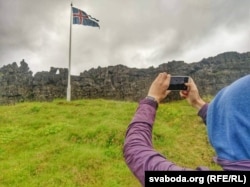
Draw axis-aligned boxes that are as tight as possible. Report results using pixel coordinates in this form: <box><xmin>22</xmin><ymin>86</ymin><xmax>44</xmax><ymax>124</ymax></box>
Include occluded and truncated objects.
<box><xmin>167</xmin><ymin>76</ymin><xmax>189</xmax><ymax>90</ymax></box>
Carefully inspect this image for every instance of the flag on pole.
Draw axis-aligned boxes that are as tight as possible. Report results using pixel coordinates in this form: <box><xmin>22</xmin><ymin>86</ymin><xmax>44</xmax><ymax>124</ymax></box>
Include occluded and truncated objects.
<box><xmin>72</xmin><ymin>7</ymin><xmax>100</xmax><ymax>28</ymax></box>
<box><xmin>67</xmin><ymin>5</ymin><xmax>100</xmax><ymax>102</ymax></box>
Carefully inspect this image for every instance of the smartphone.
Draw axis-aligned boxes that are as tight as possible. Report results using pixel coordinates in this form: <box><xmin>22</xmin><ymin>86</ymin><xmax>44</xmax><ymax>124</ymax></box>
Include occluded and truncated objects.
<box><xmin>167</xmin><ymin>76</ymin><xmax>189</xmax><ymax>90</ymax></box>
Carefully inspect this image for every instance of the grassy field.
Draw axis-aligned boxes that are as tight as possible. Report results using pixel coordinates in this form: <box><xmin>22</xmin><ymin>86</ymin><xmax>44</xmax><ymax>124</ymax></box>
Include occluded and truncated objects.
<box><xmin>0</xmin><ymin>98</ymin><xmax>221</xmax><ymax>187</ymax></box>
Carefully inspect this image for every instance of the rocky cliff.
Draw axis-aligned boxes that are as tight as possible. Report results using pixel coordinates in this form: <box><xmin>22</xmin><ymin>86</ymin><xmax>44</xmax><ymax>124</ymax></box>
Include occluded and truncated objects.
<box><xmin>0</xmin><ymin>51</ymin><xmax>249</xmax><ymax>104</ymax></box>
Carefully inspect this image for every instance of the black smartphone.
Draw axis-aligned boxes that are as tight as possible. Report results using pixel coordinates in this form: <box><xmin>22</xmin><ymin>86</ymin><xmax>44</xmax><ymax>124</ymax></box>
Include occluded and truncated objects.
<box><xmin>167</xmin><ymin>76</ymin><xmax>189</xmax><ymax>90</ymax></box>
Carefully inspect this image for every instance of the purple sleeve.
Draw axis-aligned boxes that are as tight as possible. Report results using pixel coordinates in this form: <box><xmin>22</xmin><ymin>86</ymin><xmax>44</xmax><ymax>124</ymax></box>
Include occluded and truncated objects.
<box><xmin>198</xmin><ymin>103</ymin><xmax>208</xmax><ymax>125</ymax></box>
<box><xmin>123</xmin><ymin>99</ymin><xmax>194</xmax><ymax>186</ymax></box>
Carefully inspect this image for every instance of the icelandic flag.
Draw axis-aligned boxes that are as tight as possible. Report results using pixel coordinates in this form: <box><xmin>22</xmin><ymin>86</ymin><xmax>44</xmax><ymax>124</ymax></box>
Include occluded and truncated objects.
<box><xmin>72</xmin><ymin>7</ymin><xmax>100</xmax><ymax>28</ymax></box>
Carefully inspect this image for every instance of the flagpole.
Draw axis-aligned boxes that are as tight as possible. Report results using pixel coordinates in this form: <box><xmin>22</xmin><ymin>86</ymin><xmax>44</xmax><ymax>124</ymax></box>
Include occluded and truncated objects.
<box><xmin>67</xmin><ymin>3</ymin><xmax>73</xmax><ymax>101</ymax></box>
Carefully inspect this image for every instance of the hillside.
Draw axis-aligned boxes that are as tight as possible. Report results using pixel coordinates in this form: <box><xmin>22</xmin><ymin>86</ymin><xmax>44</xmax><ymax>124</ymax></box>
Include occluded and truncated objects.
<box><xmin>0</xmin><ymin>99</ymin><xmax>220</xmax><ymax>186</ymax></box>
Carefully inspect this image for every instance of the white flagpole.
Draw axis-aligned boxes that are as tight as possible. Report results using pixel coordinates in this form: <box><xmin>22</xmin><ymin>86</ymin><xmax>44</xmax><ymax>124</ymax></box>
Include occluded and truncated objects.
<box><xmin>67</xmin><ymin>3</ymin><xmax>73</xmax><ymax>101</ymax></box>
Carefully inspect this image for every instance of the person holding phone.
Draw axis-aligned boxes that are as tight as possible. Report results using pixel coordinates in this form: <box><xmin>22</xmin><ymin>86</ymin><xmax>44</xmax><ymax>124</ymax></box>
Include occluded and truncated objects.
<box><xmin>123</xmin><ymin>72</ymin><xmax>250</xmax><ymax>186</ymax></box>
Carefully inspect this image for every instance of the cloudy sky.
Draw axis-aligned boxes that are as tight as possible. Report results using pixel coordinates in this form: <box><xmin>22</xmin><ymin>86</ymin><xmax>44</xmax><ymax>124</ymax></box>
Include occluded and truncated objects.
<box><xmin>0</xmin><ymin>0</ymin><xmax>250</xmax><ymax>75</ymax></box>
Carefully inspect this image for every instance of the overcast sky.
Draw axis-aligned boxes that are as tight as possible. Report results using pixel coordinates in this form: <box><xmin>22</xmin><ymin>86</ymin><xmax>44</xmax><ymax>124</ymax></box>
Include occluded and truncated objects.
<box><xmin>0</xmin><ymin>0</ymin><xmax>250</xmax><ymax>75</ymax></box>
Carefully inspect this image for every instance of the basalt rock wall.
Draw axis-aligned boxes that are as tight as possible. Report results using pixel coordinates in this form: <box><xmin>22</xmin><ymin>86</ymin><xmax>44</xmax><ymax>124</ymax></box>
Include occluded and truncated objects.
<box><xmin>0</xmin><ymin>51</ymin><xmax>249</xmax><ymax>105</ymax></box>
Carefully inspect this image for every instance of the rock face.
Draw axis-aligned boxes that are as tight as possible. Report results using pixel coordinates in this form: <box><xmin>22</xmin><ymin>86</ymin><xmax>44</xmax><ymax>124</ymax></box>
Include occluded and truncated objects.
<box><xmin>0</xmin><ymin>51</ymin><xmax>249</xmax><ymax>105</ymax></box>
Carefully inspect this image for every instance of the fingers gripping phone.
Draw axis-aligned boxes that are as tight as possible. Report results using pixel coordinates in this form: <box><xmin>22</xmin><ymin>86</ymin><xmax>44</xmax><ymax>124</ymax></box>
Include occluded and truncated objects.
<box><xmin>167</xmin><ymin>76</ymin><xmax>189</xmax><ymax>90</ymax></box>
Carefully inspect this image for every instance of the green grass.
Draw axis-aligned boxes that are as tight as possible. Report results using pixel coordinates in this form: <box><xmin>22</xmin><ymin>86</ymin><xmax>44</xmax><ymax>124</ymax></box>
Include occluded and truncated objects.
<box><xmin>0</xmin><ymin>98</ymin><xmax>221</xmax><ymax>187</ymax></box>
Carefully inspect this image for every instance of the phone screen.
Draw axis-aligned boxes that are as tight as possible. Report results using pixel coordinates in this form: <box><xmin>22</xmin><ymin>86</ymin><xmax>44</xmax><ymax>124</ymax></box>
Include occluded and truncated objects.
<box><xmin>167</xmin><ymin>76</ymin><xmax>189</xmax><ymax>90</ymax></box>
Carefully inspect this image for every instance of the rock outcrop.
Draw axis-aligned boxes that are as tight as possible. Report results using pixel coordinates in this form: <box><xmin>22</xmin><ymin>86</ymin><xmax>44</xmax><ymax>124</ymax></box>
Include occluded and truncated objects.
<box><xmin>0</xmin><ymin>51</ymin><xmax>249</xmax><ymax>105</ymax></box>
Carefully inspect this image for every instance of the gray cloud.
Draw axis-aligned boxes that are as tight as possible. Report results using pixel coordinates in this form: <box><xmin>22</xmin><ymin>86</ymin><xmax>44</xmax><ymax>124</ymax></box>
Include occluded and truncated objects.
<box><xmin>0</xmin><ymin>0</ymin><xmax>250</xmax><ymax>75</ymax></box>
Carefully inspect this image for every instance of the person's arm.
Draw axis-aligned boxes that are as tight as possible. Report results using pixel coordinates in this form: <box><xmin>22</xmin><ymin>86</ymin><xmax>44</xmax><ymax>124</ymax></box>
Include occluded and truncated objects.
<box><xmin>179</xmin><ymin>77</ymin><xmax>206</xmax><ymax>110</ymax></box>
<box><xmin>198</xmin><ymin>103</ymin><xmax>208</xmax><ymax>124</ymax></box>
<box><xmin>123</xmin><ymin>98</ymin><xmax>190</xmax><ymax>186</ymax></box>
<box><xmin>180</xmin><ymin>77</ymin><xmax>208</xmax><ymax>124</ymax></box>
<box><xmin>123</xmin><ymin>73</ymin><xmax>191</xmax><ymax>186</ymax></box>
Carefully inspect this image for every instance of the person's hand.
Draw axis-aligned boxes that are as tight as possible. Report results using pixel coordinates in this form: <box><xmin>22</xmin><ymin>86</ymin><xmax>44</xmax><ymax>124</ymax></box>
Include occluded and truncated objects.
<box><xmin>147</xmin><ymin>72</ymin><xmax>171</xmax><ymax>104</ymax></box>
<box><xmin>179</xmin><ymin>77</ymin><xmax>206</xmax><ymax>110</ymax></box>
